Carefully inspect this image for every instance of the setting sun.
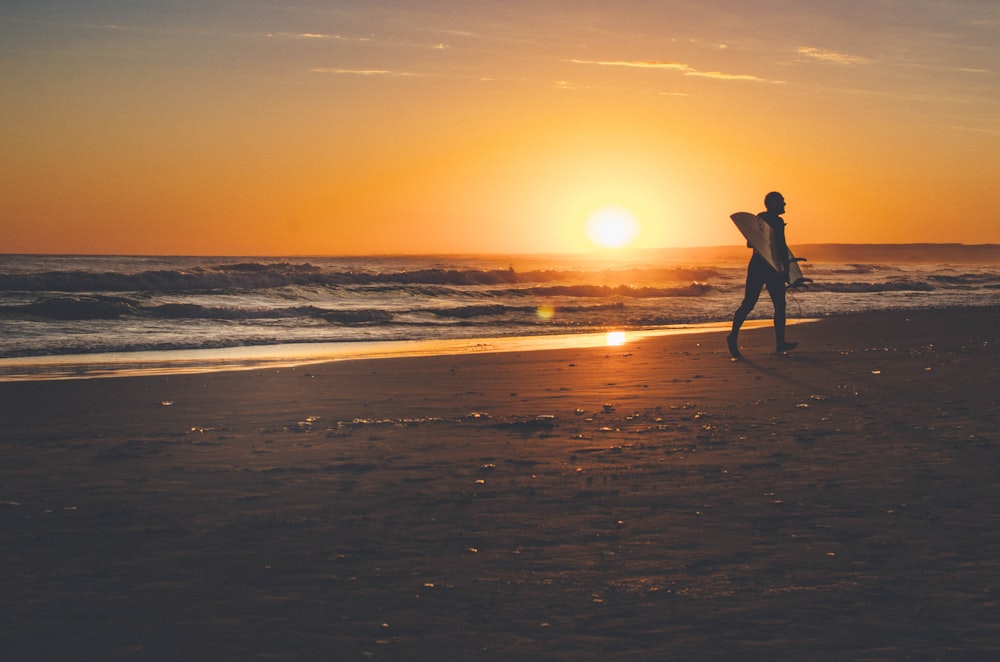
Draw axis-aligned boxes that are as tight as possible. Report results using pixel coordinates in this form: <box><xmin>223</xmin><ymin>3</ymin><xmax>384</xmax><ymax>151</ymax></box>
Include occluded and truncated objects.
<box><xmin>585</xmin><ymin>206</ymin><xmax>641</xmax><ymax>249</ymax></box>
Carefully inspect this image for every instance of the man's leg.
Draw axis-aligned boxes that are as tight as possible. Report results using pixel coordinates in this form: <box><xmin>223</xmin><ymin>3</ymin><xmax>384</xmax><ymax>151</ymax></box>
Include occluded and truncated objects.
<box><xmin>728</xmin><ymin>262</ymin><xmax>766</xmax><ymax>358</ymax></box>
<box><xmin>766</xmin><ymin>277</ymin><xmax>797</xmax><ymax>352</ymax></box>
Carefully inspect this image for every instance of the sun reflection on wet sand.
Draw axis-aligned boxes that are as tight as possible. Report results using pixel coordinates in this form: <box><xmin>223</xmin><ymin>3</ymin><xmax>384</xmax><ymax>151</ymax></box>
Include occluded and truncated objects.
<box><xmin>0</xmin><ymin>320</ymin><xmax>805</xmax><ymax>382</ymax></box>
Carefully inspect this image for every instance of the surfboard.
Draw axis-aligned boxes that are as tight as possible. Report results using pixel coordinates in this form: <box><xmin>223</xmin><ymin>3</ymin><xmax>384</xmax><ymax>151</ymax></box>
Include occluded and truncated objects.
<box><xmin>730</xmin><ymin>212</ymin><xmax>811</xmax><ymax>289</ymax></box>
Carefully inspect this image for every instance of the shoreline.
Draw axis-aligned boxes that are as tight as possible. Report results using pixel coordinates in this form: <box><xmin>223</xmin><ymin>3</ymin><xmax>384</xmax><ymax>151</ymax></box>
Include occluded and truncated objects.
<box><xmin>0</xmin><ymin>319</ymin><xmax>787</xmax><ymax>382</ymax></box>
<box><xmin>5</xmin><ymin>252</ymin><xmax>998</xmax><ymax>374</ymax></box>
<box><xmin>5</xmin><ymin>302</ymin><xmax>995</xmax><ymax>383</ymax></box>
<box><xmin>2</xmin><ymin>306</ymin><xmax>998</xmax><ymax>659</ymax></box>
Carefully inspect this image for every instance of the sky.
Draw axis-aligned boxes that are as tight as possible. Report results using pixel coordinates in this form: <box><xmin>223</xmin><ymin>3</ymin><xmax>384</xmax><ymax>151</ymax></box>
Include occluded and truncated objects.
<box><xmin>2</xmin><ymin>0</ymin><xmax>999</xmax><ymax>255</ymax></box>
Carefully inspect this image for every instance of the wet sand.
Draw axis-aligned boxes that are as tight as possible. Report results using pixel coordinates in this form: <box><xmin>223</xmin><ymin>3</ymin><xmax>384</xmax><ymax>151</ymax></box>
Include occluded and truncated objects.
<box><xmin>2</xmin><ymin>307</ymin><xmax>998</xmax><ymax>660</ymax></box>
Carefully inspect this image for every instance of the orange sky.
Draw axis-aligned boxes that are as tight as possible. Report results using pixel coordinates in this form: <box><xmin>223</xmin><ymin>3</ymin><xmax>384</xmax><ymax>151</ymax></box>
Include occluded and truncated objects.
<box><xmin>3</xmin><ymin>1</ymin><xmax>999</xmax><ymax>255</ymax></box>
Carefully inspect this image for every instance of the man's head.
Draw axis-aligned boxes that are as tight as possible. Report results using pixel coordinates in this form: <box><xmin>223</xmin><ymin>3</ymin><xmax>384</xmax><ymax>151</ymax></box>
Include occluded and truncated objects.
<box><xmin>764</xmin><ymin>191</ymin><xmax>786</xmax><ymax>214</ymax></box>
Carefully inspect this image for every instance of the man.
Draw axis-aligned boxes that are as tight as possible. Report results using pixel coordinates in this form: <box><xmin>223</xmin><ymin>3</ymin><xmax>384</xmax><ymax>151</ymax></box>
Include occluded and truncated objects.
<box><xmin>727</xmin><ymin>191</ymin><xmax>798</xmax><ymax>359</ymax></box>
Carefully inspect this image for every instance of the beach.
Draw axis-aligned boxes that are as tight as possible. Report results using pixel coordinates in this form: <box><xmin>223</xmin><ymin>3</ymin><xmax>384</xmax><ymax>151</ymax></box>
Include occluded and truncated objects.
<box><xmin>2</xmin><ymin>307</ymin><xmax>998</xmax><ymax>660</ymax></box>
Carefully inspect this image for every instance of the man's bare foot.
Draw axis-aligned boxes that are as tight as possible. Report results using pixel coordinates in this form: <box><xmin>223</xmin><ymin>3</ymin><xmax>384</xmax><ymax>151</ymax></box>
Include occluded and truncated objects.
<box><xmin>727</xmin><ymin>334</ymin><xmax>742</xmax><ymax>359</ymax></box>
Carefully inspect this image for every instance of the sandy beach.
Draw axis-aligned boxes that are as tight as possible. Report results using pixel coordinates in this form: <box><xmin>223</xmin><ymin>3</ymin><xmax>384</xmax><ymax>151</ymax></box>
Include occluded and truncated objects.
<box><xmin>2</xmin><ymin>307</ymin><xmax>998</xmax><ymax>661</ymax></box>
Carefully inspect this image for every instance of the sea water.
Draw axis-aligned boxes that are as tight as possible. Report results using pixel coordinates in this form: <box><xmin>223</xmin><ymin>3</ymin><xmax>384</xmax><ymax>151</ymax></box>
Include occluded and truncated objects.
<box><xmin>1</xmin><ymin>249</ymin><xmax>998</xmax><ymax>379</ymax></box>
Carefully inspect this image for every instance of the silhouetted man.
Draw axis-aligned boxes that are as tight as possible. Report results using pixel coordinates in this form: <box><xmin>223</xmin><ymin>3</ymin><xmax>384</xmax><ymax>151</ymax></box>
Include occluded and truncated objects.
<box><xmin>727</xmin><ymin>191</ymin><xmax>798</xmax><ymax>358</ymax></box>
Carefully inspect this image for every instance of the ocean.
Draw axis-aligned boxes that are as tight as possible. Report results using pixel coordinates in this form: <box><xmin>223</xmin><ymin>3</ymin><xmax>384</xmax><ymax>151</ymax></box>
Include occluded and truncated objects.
<box><xmin>2</xmin><ymin>247</ymin><xmax>998</xmax><ymax>379</ymax></box>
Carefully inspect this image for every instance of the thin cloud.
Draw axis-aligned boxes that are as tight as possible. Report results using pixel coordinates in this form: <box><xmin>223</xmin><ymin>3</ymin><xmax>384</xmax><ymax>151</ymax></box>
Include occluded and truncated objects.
<box><xmin>311</xmin><ymin>67</ymin><xmax>422</xmax><ymax>77</ymax></box>
<box><xmin>554</xmin><ymin>79</ymin><xmax>593</xmax><ymax>91</ymax></box>
<box><xmin>686</xmin><ymin>70</ymin><xmax>776</xmax><ymax>82</ymax></box>
<box><xmin>269</xmin><ymin>32</ymin><xmax>371</xmax><ymax>42</ymax></box>
<box><xmin>569</xmin><ymin>59</ymin><xmax>694</xmax><ymax>72</ymax></box>
<box><xmin>798</xmin><ymin>47</ymin><xmax>867</xmax><ymax>65</ymax></box>
<box><xmin>947</xmin><ymin>124</ymin><xmax>1000</xmax><ymax>136</ymax></box>
<box><xmin>569</xmin><ymin>58</ymin><xmax>782</xmax><ymax>83</ymax></box>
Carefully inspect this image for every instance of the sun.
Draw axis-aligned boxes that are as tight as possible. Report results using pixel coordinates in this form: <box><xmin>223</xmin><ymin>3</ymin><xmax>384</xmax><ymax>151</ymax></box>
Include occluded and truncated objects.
<box><xmin>585</xmin><ymin>206</ymin><xmax>640</xmax><ymax>249</ymax></box>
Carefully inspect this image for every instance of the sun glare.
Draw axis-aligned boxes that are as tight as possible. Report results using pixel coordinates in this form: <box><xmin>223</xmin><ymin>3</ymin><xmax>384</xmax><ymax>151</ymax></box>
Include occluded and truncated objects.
<box><xmin>585</xmin><ymin>206</ymin><xmax>640</xmax><ymax>249</ymax></box>
<box><xmin>606</xmin><ymin>331</ymin><xmax>627</xmax><ymax>346</ymax></box>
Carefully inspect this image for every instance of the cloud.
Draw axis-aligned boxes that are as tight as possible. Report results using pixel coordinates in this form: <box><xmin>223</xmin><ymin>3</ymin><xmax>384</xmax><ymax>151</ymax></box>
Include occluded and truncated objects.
<box><xmin>569</xmin><ymin>59</ymin><xmax>694</xmax><ymax>72</ymax></box>
<box><xmin>686</xmin><ymin>70</ymin><xmax>776</xmax><ymax>82</ymax></box>
<box><xmin>947</xmin><ymin>124</ymin><xmax>1000</xmax><ymax>136</ymax></box>
<box><xmin>554</xmin><ymin>79</ymin><xmax>593</xmax><ymax>91</ymax></box>
<box><xmin>268</xmin><ymin>32</ymin><xmax>371</xmax><ymax>42</ymax></box>
<box><xmin>797</xmin><ymin>47</ymin><xmax>867</xmax><ymax>65</ymax></box>
<box><xmin>568</xmin><ymin>59</ymin><xmax>782</xmax><ymax>83</ymax></box>
<box><xmin>311</xmin><ymin>67</ymin><xmax>422</xmax><ymax>77</ymax></box>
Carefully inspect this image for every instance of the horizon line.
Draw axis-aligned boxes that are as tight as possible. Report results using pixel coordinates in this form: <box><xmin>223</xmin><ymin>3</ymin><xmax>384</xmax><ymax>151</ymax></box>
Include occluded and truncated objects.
<box><xmin>2</xmin><ymin>242</ymin><xmax>1000</xmax><ymax>260</ymax></box>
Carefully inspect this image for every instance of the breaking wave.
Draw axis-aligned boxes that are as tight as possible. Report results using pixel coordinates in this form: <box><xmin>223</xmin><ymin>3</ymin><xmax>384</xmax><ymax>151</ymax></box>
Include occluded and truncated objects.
<box><xmin>807</xmin><ymin>281</ymin><xmax>936</xmax><ymax>293</ymax></box>
<box><xmin>0</xmin><ymin>297</ymin><xmax>639</xmax><ymax>323</ymax></box>
<box><xmin>0</xmin><ymin>263</ymin><xmax>720</xmax><ymax>293</ymax></box>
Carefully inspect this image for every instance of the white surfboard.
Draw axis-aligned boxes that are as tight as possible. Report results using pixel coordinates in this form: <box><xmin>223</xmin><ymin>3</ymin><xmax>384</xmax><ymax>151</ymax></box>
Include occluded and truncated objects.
<box><xmin>731</xmin><ymin>212</ymin><xmax>811</xmax><ymax>289</ymax></box>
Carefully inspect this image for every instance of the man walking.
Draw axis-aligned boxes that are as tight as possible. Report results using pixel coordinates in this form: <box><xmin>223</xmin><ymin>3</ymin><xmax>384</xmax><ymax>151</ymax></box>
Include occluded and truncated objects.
<box><xmin>727</xmin><ymin>191</ymin><xmax>798</xmax><ymax>359</ymax></box>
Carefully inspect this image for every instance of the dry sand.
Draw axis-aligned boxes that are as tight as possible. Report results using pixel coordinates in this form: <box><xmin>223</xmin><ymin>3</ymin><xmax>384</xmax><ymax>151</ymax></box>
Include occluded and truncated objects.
<box><xmin>2</xmin><ymin>307</ymin><xmax>998</xmax><ymax>661</ymax></box>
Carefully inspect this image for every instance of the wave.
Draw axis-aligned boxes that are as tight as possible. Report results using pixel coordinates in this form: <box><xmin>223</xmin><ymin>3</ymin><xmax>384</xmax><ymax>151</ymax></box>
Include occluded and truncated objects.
<box><xmin>0</xmin><ymin>296</ymin><xmax>637</xmax><ymax>323</ymax></box>
<box><xmin>820</xmin><ymin>264</ymin><xmax>883</xmax><ymax>275</ymax></box>
<box><xmin>522</xmin><ymin>283</ymin><xmax>714</xmax><ymax>298</ymax></box>
<box><xmin>0</xmin><ymin>297</ymin><xmax>392</xmax><ymax>323</ymax></box>
<box><xmin>0</xmin><ymin>265</ymin><xmax>518</xmax><ymax>292</ymax></box>
<box><xmin>148</xmin><ymin>303</ymin><xmax>394</xmax><ymax>325</ymax></box>
<box><xmin>806</xmin><ymin>281</ymin><xmax>935</xmax><ymax>293</ymax></box>
<box><xmin>425</xmin><ymin>304</ymin><xmax>533</xmax><ymax>319</ymax></box>
<box><xmin>423</xmin><ymin>301</ymin><xmax>633</xmax><ymax>319</ymax></box>
<box><xmin>1</xmin><ymin>295</ymin><xmax>139</xmax><ymax>320</ymax></box>
<box><xmin>927</xmin><ymin>273</ymin><xmax>1000</xmax><ymax>287</ymax></box>
<box><xmin>319</xmin><ymin>309</ymin><xmax>395</xmax><ymax>324</ymax></box>
<box><xmin>0</xmin><ymin>262</ymin><xmax>720</xmax><ymax>293</ymax></box>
